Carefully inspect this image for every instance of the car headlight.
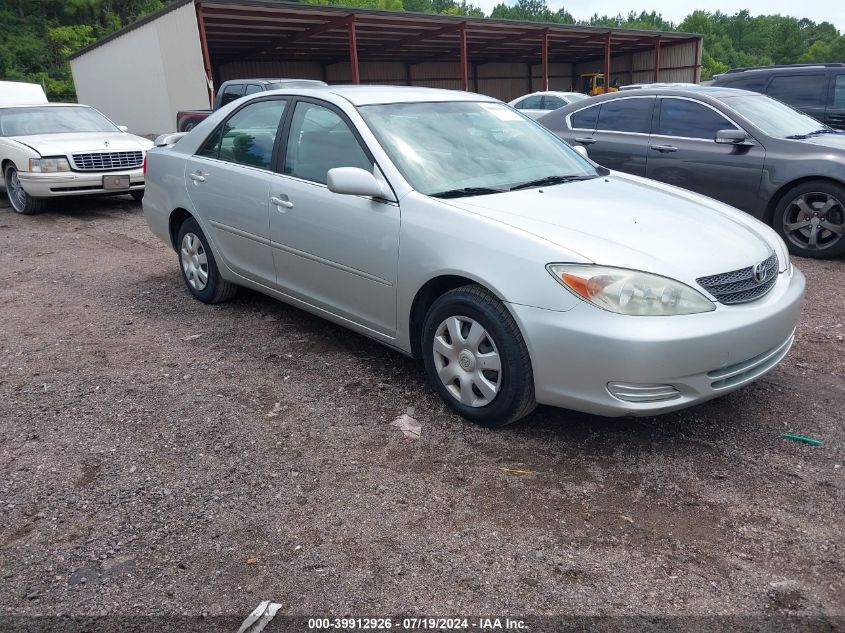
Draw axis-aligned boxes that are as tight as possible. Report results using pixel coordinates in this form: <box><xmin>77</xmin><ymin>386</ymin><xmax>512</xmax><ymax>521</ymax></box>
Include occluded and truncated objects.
<box><xmin>29</xmin><ymin>157</ymin><xmax>71</xmax><ymax>173</ymax></box>
<box><xmin>547</xmin><ymin>264</ymin><xmax>716</xmax><ymax>316</ymax></box>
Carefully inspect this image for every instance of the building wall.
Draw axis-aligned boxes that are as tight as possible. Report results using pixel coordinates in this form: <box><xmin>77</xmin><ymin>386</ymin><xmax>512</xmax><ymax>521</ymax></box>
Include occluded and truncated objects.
<box><xmin>575</xmin><ymin>39</ymin><xmax>700</xmax><ymax>87</ymax></box>
<box><xmin>70</xmin><ymin>2</ymin><xmax>208</xmax><ymax>136</ymax></box>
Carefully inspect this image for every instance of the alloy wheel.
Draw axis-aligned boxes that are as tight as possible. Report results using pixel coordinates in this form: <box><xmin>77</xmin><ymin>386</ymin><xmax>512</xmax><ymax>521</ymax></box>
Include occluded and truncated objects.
<box><xmin>432</xmin><ymin>315</ymin><xmax>501</xmax><ymax>407</ymax></box>
<box><xmin>6</xmin><ymin>168</ymin><xmax>28</xmax><ymax>213</ymax></box>
<box><xmin>782</xmin><ymin>191</ymin><xmax>845</xmax><ymax>252</ymax></box>
<box><xmin>180</xmin><ymin>232</ymin><xmax>209</xmax><ymax>291</ymax></box>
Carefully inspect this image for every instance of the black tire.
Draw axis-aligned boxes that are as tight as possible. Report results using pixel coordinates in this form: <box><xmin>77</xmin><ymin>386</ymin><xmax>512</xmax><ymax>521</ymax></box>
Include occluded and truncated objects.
<box><xmin>176</xmin><ymin>217</ymin><xmax>238</xmax><ymax>304</ymax></box>
<box><xmin>421</xmin><ymin>284</ymin><xmax>536</xmax><ymax>428</ymax></box>
<box><xmin>131</xmin><ymin>190</ymin><xmax>144</xmax><ymax>202</ymax></box>
<box><xmin>4</xmin><ymin>164</ymin><xmax>47</xmax><ymax>215</ymax></box>
<box><xmin>773</xmin><ymin>180</ymin><xmax>845</xmax><ymax>259</ymax></box>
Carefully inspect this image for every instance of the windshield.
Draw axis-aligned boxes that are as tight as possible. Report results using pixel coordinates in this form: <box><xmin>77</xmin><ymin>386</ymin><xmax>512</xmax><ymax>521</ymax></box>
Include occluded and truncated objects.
<box><xmin>720</xmin><ymin>94</ymin><xmax>827</xmax><ymax>138</ymax></box>
<box><xmin>358</xmin><ymin>101</ymin><xmax>597</xmax><ymax>196</ymax></box>
<box><xmin>0</xmin><ymin>106</ymin><xmax>118</xmax><ymax>136</ymax></box>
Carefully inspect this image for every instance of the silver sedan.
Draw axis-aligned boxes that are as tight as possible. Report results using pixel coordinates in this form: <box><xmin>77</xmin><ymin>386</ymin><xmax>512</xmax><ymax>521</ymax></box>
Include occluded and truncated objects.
<box><xmin>143</xmin><ymin>86</ymin><xmax>805</xmax><ymax>427</ymax></box>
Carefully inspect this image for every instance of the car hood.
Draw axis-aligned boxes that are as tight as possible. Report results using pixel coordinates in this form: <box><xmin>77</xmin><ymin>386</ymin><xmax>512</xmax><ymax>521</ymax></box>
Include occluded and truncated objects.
<box><xmin>441</xmin><ymin>172</ymin><xmax>780</xmax><ymax>284</ymax></box>
<box><xmin>8</xmin><ymin>132</ymin><xmax>153</xmax><ymax>156</ymax></box>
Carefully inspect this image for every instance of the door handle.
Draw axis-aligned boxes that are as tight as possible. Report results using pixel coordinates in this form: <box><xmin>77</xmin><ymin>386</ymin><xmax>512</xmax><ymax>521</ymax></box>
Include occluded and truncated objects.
<box><xmin>189</xmin><ymin>171</ymin><xmax>206</xmax><ymax>182</ymax></box>
<box><xmin>650</xmin><ymin>145</ymin><xmax>678</xmax><ymax>153</ymax></box>
<box><xmin>574</xmin><ymin>137</ymin><xmax>597</xmax><ymax>145</ymax></box>
<box><xmin>271</xmin><ymin>196</ymin><xmax>294</xmax><ymax>209</ymax></box>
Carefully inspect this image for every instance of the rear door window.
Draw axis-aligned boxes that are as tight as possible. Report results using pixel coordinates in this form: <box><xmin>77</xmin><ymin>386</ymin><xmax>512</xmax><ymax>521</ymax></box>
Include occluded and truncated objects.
<box><xmin>219</xmin><ymin>83</ymin><xmax>244</xmax><ymax>107</ymax></box>
<box><xmin>595</xmin><ymin>98</ymin><xmax>653</xmax><ymax>134</ymax></box>
<box><xmin>514</xmin><ymin>95</ymin><xmax>544</xmax><ymax>110</ymax></box>
<box><xmin>722</xmin><ymin>74</ymin><xmax>770</xmax><ymax>92</ymax></box>
<box><xmin>766</xmin><ymin>74</ymin><xmax>827</xmax><ymax>106</ymax></box>
<box><xmin>570</xmin><ymin>104</ymin><xmax>599</xmax><ymax>130</ymax></box>
<box><xmin>833</xmin><ymin>75</ymin><xmax>845</xmax><ymax>107</ymax></box>
<box><xmin>200</xmin><ymin>99</ymin><xmax>288</xmax><ymax>169</ymax></box>
<box><xmin>656</xmin><ymin>98</ymin><xmax>738</xmax><ymax>139</ymax></box>
<box><xmin>543</xmin><ymin>96</ymin><xmax>566</xmax><ymax>110</ymax></box>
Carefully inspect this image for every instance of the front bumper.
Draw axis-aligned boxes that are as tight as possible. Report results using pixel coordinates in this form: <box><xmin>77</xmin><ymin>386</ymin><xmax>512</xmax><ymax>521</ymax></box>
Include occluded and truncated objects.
<box><xmin>17</xmin><ymin>169</ymin><xmax>144</xmax><ymax>197</ymax></box>
<box><xmin>509</xmin><ymin>268</ymin><xmax>806</xmax><ymax>417</ymax></box>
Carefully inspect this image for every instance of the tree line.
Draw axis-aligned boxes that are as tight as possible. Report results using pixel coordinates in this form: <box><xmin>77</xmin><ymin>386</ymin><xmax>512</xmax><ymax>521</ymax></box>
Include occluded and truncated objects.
<box><xmin>0</xmin><ymin>0</ymin><xmax>842</xmax><ymax>101</ymax></box>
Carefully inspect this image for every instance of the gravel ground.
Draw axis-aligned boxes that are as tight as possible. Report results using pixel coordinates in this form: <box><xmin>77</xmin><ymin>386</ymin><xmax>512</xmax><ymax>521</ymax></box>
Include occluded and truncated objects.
<box><xmin>0</xmin><ymin>195</ymin><xmax>843</xmax><ymax>632</ymax></box>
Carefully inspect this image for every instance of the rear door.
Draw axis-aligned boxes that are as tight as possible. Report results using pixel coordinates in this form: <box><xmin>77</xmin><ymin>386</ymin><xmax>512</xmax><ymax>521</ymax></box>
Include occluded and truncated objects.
<box><xmin>645</xmin><ymin>96</ymin><xmax>765</xmax><ymax>212</ymax></box>
<box><xmin>765</xmin><ymin>73</ymin><xmax>829</xmax><ymax>123</ymax></box>
<box><xmin>184</xmin><ymin>97</ymin><xmax>289</xmax><ymax>285</ymax></box>
<box><xmin>825</xmin><ymin>73</ymin><xmax>845</xmax><ymax>130</ymax></box>
<box><xmin>569</xmin><ymin>96</ymin><xmax>653</xmax><ymax>175</ymax></box>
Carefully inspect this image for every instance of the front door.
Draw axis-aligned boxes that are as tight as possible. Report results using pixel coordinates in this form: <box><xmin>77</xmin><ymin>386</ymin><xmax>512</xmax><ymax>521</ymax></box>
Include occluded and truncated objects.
<box><xmin>645</xmin><ymin>97</ymin><xmax>766</xmax><ymax>213</ymax></box>
<box><xmin>184</xmin><ymin>97</ymin><xmax>288</xmax><ymax>285</ymax></box>
<box><xmin>268</xmin><ymin>99</ymin><xmax>400</xmax><ymax>337</ymax></box>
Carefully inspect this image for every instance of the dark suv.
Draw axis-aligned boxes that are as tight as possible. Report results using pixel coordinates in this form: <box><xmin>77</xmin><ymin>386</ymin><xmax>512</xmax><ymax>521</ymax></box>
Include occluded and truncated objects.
<box><xmin>539</xmin><ymin>87</ymin><xmax>845</xmax><ymax>258</ymax></box>
<box><xmin>710</xmin><ymin>63</ymin><xmax>845</xmax><ymax>129</ymax></box>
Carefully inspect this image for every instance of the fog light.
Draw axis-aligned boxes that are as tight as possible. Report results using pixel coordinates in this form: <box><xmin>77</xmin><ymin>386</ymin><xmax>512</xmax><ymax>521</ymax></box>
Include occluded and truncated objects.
<box><xmin>607</xmin><ymin>382</ymin><xmax>681</xmax><ymax>403</ymax></box>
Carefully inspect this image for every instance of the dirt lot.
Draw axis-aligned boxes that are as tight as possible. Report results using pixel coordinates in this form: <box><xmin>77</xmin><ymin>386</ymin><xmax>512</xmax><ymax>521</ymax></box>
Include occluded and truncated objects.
<box><xmin>0</xmin><ymin>195</ymin><xmax>843</xmax><ymax>631</ymax></box>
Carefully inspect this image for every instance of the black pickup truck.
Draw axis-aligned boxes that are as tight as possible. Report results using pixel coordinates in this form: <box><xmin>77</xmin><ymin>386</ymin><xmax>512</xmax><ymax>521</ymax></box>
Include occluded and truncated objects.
<box><xmin>176</xmin><ymin>78</ymin><xmax>328</xmax><ymax>132</ymax></box>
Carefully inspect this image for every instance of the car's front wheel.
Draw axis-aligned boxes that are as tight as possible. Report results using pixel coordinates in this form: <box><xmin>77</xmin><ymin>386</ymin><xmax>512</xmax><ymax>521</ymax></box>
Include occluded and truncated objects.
<box><xmin>131</xmin><ymin>190</ymin><xmax>144</xmax><ymax>202</ymax></box>
<box><xmin>422</xmin><ymin>284</ymin><xmax>536</xmax><ymax>427</ymax></box>
<box><xmin>4</xmin><ymin>164</ymin><xmax>46</xmax><ymax>215</ymax></box>
<box><xmin>176</xmin><ymin>217</ymin><xmax>238</xmax><ymax>303</ymax></box>
<box><xmin>774</xmin><ymin>181</ymin><xmax>845</xmax><ymax>258</ymax></box>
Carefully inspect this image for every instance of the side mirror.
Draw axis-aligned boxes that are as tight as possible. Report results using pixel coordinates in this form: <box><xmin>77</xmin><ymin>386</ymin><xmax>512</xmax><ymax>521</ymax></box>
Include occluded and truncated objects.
<box><xmin>117</xmin><ymin>125</ymin><xmax>129</xmax><ymax>133</ymax></box>
<box><xmin>327</xmin><ymin>167</ymin><xmax>395</xmax><ymax>201</ymax></box>
<box><xmin>715</xmin><ymin>129</ymin><xmax>748</xmax><ymax>144</ymax></box>
<box><xmin>154</xmin><ymin>132</ymin><xmax>188</xmax><ymax>147</ymax></box>
<box><xmin>573</xmin><ymin>145</ymin><xmax>589</xmax><ymax>159</ymax></box>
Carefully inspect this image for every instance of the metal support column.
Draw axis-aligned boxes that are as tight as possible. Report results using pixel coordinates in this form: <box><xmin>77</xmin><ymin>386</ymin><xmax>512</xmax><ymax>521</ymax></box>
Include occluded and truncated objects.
<box><xmin>603</xmin><ymin>32</ymin><xmax>611</xmax><ymax>94</ymax></box>
<box><xmin>542</xmin><ymin>29</ymin><xmax>549</xmax><ymax>91</ymax></box>
<box><xmin>460</xmin><ymin>22</ymin><xmax>468</xmax><ymax>91</ymax></box>
<box><xmin>348</xmin><ymin>16</ymin><xmax>360</xmax><ymax>85</ymax></box>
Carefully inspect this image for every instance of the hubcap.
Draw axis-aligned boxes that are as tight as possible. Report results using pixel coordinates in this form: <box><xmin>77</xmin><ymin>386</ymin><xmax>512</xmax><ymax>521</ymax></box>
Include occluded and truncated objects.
<box><xmin>180</xmin><ymin>233</ymin><xmax>209</xmax><ymax>291</ymax></box>
<box><xmin>783</xmin><ymin>192</ymin><xmax>844</xmax><ymax>251</ymax></box>
<box><xmin>6</xmin><ymin>168</ymin><xmax>27</xmax><ymax>213</ymax></box>
<box><xmin>433</xmin><ymin>316</ymin><xmax>501</xmax><ymax>408</ymax></box>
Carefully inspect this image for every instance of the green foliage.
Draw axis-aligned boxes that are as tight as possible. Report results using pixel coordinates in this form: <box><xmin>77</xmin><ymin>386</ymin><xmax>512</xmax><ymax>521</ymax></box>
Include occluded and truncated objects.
<box><xmin>0</xmin><ymin>0</ymin><xmax>842</xmax><ymax>100</ymax></box>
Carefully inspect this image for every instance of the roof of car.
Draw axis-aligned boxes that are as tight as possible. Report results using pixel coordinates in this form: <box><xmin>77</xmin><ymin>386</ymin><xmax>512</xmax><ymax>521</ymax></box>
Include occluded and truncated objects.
<box><xmin>0</xmin><ymin>102</ymin><xmax>88</xmax><ymax>109</ymax></box>
<box><xmin>576</xmin><ymin>86</ymin><xmax>759</xmax><ymax>101</ymax></box>
<box><xmin>264</xmin><ymin>85</ymin><xmax>499</xmax><ymax>106</ymax></box>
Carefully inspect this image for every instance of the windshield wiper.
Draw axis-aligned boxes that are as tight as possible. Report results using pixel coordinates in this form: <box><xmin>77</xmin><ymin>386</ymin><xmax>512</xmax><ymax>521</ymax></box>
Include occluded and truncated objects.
<box><xmin>429</xmin><ymin>186</ymin><xmax>506</xmax><ymax>199</ymax></box>
<box><xmin>507</xmin><ymin>174</ymin><xmax>596</xmax><ymax>191</ymax></box>
<box><xmin>787</xmin><ymin>128</ymin><xmax>839</xmax><ymax>139</ymax></box>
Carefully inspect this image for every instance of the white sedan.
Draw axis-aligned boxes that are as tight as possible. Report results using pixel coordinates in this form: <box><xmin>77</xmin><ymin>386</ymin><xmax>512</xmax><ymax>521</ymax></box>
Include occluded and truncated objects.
<box><xmin>508</xmin><ymin>91</ymin><xmax>589</xmax><ymax>119</ymax></box>
<box><xmin>0</xmin><ymin>103</ymin><xmax>153</xmax><ymax>214</ymax></box>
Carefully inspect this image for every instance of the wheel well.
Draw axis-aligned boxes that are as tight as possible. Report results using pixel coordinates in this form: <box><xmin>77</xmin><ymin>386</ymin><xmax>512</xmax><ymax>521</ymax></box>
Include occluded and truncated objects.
<box><xmin>168</xmin><ymin>208</ymin><xmax>193</xmax><ymax>250</ymax></box>
<box><xmin>765</xmin><ymin>176</ymin><xmax>845</xmax><ymax>225</ymax></box>
<box><xmin>1</xmin><ymin>158</ymin><xmax>14</xmax><ymax>177</ymax></box>
<box><xmin>408</xmin><ymin>275</ymin><xmax>483</xmax><ymax>359</ymax></box>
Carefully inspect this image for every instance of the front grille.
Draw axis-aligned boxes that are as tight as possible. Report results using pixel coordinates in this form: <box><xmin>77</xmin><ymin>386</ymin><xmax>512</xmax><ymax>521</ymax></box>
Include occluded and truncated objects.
<box><xmin>696</xmin><ymin>252</ymin><xmax>778</xmax><ymax>305</ymax></box>
<box><xmin>71</xmin><ymin>151</ymin><xmax>143</xmax><ymax>171</ymax></box>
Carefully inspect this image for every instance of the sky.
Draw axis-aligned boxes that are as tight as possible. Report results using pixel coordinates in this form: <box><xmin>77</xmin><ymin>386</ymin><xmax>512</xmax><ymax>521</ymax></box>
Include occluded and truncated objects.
<box><xmin>472</xmin><ymin>0</ymin><xmax>845</xmax><ymax>32</ymax></box>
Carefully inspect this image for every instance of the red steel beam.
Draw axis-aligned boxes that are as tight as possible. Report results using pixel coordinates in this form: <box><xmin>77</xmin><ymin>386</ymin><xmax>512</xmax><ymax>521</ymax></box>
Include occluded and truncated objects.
<box><xmin>195</xmin><ymin>2</ymin><xmax>214</xmax><ymax>105</ymax></box>
<box><xmin>653</xmin><ymin>35</ymin><xmax>661</xmax><ymax>82</ymax></box>
<box><xmin>693</xmin><ymin>36</ymin><xmax>701</xmax><ymax>83</ymax></box>
<box><xmin>603</xmin><ymin>31</ymin><xmax>611</xmax><ymax>93</ymax></box>
<box><xmin>460</xmin><ymin>22</ymin><xmax>468</xmax><ymax>91</ymax></box>
<box><xmin>542</xmin><ymin>28</ymin><xmax>549</xmax><ymax>90</ymax></box>
<box><xmin>348</xmin><ymin>15</ymin><xmax>360</xmax><ymax>84</ymax></box>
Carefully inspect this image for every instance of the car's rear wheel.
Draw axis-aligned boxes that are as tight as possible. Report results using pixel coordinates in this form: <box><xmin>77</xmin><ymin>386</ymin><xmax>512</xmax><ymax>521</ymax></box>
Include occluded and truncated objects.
<box><xmin>176</xmin><ymin>217</ymin><xmax>238</xmax><ymax>304</ymax></box>
<box><xmin>422</xmin><ymin>284</ymin><xmax>535</xmax><ymax>427</ymax></box>
<box><xmin>774</xmin><ymin>181</ymin><xmax>845</xmax><ymax>258</ymax></box>
<box><xmin>4</xmin><ymin>164</ymin><xmax>46</xmax><ymax>215</ymax></box>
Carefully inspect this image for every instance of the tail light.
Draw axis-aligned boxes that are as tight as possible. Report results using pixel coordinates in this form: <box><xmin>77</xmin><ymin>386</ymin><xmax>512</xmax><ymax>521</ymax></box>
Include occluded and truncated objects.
<box><xmin>142</xmin><ymin>153</ymin><xmax>147</xmax><ymax>176</ymax></box>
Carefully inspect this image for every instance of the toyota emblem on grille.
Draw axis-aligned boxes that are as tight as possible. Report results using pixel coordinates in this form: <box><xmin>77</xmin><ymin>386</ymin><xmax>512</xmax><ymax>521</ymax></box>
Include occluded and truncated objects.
<box><xmin>753</xmin><ymin>259</ymin><xmax>770</xmax><ymax>284</ymax></box>
<box><xmin>104</xmin><ymin>141</ymin><xmax>110</xmax><ymax>147</ymax></box>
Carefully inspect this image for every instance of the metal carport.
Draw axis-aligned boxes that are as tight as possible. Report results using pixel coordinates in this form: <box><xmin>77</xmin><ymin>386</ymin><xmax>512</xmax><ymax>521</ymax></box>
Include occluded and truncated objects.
<box><xmin>69</xmin><ymin>0</ymin><xmax>702</xmax><ymax>135</ymax></box>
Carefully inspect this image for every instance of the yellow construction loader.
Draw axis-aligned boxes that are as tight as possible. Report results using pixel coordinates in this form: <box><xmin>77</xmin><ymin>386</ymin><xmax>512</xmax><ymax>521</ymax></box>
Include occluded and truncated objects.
<box><xmin>580</xmin><ymin>73</ymin><xmax>619</xmax><ymax>96</ymax></box>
